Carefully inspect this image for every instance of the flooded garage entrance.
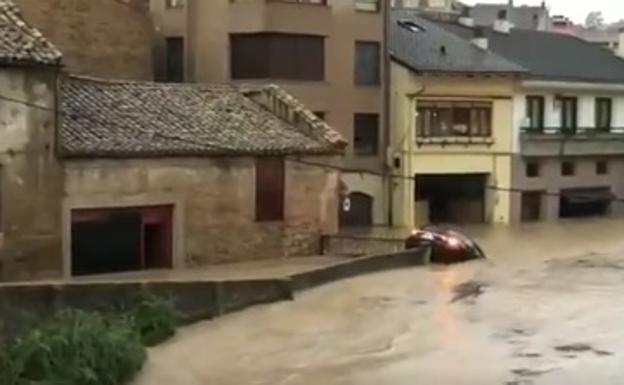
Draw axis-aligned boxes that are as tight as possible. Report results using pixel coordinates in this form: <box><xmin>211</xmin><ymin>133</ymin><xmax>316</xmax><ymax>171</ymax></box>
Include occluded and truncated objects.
<box><xmin>71</xmin><ymin>205</ymin><xmax>173</xmax><ymax>276</ymax></box>
<box><xmin>416</xmin><ymin>174</ymin><xmax>486</xmax><ymax>224</ymax></box>
<box><xmin>559</xmin><ymin>187</ymin><xmax>612</xmax><ymax>218</ymax></box>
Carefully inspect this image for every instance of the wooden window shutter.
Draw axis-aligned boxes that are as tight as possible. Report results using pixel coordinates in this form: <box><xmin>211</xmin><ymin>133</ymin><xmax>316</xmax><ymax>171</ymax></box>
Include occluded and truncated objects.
<box><xmin>255</xmin><ymin>157</ymin><xmax>285</xmax><ymax>222</ymax></box>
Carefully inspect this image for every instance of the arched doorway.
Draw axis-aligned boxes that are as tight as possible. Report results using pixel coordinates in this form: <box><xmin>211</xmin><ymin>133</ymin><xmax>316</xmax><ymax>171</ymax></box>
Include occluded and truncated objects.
<box><xmin>340</xmin><ymin>192</ymin><xmax>374</xmax><ymax>227</ymax></box>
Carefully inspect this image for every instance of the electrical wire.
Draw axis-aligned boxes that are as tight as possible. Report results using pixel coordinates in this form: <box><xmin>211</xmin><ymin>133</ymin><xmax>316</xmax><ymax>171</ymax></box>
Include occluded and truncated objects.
<box><xmin>1</xmin><ymin>92</ymin><xmax>622</xmax><ymax>204</ymax></box>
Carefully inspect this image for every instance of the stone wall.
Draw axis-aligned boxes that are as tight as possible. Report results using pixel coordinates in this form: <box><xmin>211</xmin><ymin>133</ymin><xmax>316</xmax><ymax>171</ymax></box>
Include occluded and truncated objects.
<box><xmin>63</xmin><ymin>156</ymin><xmax>341</xmax><ymax>270</ymax></box>
<box><xmin>14</xmin><ymin>0</ymin><xmax>154</xmax><ymax>80</ymax></box>
<box><xmin>0</xmin><ymin>67</ymin><xmax>64</xmax><ymax>281</ymax></box>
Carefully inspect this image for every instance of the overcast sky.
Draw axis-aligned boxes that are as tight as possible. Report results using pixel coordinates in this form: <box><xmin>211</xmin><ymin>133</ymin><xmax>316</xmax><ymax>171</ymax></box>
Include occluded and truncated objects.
<box><xmin>461</xmin><ymin>0</ymin><xmax>624</xmax><ymax>24</ymax></box>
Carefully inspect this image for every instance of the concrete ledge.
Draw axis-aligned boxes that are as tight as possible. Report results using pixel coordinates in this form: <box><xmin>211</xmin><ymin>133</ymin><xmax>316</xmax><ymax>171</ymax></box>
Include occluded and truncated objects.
<box><xmin>291</xmin><ymin>249</ymin><xmax>427</xmax><ymax>291</ymax></box>
<box><xmin>0</xmin><ymin>247</ymin><xmax>428</xmax><ymax>340</ymax></box>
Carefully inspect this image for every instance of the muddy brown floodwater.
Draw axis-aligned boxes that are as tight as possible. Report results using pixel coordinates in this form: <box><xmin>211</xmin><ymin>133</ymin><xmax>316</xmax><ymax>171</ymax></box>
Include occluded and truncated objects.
<box><xmin>135</xmin><ymin>219</ymin><xmax>624</xmax><ymax>385</ymax></box>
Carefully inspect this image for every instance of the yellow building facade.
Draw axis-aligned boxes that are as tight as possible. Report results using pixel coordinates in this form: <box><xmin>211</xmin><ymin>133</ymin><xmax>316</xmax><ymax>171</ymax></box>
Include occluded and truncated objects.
<box><xmin>390</xmin><ymin>62</ymin><xmax>519</xmax><ymax>228</ymax></box>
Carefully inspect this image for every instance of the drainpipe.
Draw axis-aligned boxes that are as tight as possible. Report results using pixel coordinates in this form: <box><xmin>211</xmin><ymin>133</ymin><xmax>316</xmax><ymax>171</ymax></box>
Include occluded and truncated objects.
<box><xmin>383</xmin><ymin>0</ymin><xmax>393</xmax><ymax>226</ymax></box>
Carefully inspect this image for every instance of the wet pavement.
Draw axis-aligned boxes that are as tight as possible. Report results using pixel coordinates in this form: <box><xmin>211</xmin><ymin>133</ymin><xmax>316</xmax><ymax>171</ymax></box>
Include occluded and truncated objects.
<box><xmin>135</xmin><ymin>219</ymin><xmax>624</xmax><ymax>385</ymax></box>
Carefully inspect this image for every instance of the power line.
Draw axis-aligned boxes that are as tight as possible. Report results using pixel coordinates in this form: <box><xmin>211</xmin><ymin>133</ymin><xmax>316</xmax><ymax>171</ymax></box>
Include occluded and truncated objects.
<box><xmin>2</xmin><ymin>92</ymin><xmax>623</xmax><ymax>204</ymax></box>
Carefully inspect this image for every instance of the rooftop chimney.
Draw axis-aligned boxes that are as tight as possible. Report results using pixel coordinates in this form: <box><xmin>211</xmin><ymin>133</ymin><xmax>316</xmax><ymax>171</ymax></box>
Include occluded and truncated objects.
<box><xmin>471</xmin><ymin>27</ymin><xmax>488</xmax><ymax>50</ymax></box>
<box><xmin>493</xmin><ymin>9</ymin><xmax>512</xmax><ymax>34</ymax></box>
<box><xmin>458</xmin><ymin>6</ymin><xmax>474</xmax><ymax>27</ymax></box>
<box><xmin>618</xmin><ymin>27</ymin><xmax>624</xmax><ymax>59</ymax></box>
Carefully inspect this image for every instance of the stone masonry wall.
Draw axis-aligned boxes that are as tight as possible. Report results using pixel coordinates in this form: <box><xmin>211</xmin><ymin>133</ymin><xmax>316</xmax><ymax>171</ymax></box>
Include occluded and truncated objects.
<box><xmin>64</xmin><ymin>156</ymin><xmax>340</xmax><ymax>268</ymax></box>
<box><xmin>13</xmin><ymin>0</ymin><xmax>154</xmax><ymax>80</ymax></box>
<box><xmin>0</xmin><ymin>67</ymin><xmax>64</xmax><ymax>282</ymax></box>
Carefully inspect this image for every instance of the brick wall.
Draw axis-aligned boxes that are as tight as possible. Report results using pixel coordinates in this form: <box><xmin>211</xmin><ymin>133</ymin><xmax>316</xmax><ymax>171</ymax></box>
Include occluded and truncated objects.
<box><xmin>14</xmin><ymin>0</ymin><xmax>154</xmax><ymax>80</ymax></box>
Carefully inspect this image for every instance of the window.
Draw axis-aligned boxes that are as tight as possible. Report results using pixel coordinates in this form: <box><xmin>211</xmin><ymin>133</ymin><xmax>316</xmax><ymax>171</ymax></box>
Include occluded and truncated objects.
<box><xmin>416</xmin><ymin>101</ymin><xmax>492</xmax><ymax>137</ymax></box>
<box><xmin>526</xmin><ymin>162</ymin><xmax>540</xmax><ymax>178</ymax></box>
<box><xmin>595</xmin><ymin>98</ymin><xmax>612</xmax><ymax>131</ymax></box>
<box><xmin>255</xmin><ymin>158</ymin><xmax>285</xmax><ymax>222</ymax></box>
<box><xmin>559</xmin><ymin>97</ymin><xmax>577</xmax><ymax>132</ymax></box>
<box><xmin>596</xmin><ymin>160</ymin><xmax>609</xmax><ymax>175</ymax></box>
<box><xmin>230</xmin><ymin>33</ymin><xmax>324</xmax><ymax>81</ymax></box>
<box><xmin>165</xmin><ymin>0</ymin><xmax>184</xmax><ymax>9</ymax></box>
<box><xmin>355</xmin><ymin>0</ymin><xmax>380</xmax><ymax>12</ymax></box>
<box><xmin>165</xmin><ymin>37</ymin><xmax>184</xmax><ymax>82</ymax></box>
<box><xmin>354</xmin><ymin>113</ymin><xmax>379</xmax><ymax>155</ymax></box>
<box><xmin>526</xmin><ymin>96</ymin><xmax>544</xmax><ymax>131</ymax></box>
<box><xmin>561</xmin><ymin>161</ymin><xmax>575</xmax><ymax>176</ymax></box>
<box><xmin>354</xmin><ymin>41</ymin><xmax>381</xmax><ymax>85</ymax></box>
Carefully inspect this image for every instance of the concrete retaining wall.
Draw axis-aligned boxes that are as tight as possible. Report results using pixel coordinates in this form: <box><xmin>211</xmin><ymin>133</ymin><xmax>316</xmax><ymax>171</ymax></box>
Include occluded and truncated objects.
<box><xmin>322</xmin><ymin>235</ymin><xmax>406</xmax><ymax>256</ymax></box>
<box><xmin>0</xmin><ymin>247</ymin><xmax>427</xmax><ymax>341</ymax></box>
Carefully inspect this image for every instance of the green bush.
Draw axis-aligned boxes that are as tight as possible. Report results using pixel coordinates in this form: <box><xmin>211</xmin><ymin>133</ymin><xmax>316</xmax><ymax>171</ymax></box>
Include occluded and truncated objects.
<box><xmin>123</xmin><ymin>292</ymin><xmax>177</xmax><ymax>347</ymax></box>
<box><xmin>5</xmin><ymin>309</ymin><xmax>146</xmax><ymax>385</ymax></box>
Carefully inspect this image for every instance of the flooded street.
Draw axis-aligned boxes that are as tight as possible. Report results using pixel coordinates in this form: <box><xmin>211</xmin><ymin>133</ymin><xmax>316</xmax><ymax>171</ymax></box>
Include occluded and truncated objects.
<box><xmin>136</xmin><ymin>219</ymin><xmax>624</xmax><ymax>385</ymax></box>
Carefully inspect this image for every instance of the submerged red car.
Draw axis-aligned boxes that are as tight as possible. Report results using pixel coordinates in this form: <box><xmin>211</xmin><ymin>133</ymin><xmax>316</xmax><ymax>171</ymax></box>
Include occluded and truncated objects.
<box><xmin>405</xmin><ymin>226</ymin><xmax>486</xmax><ymax>264</ymax></box>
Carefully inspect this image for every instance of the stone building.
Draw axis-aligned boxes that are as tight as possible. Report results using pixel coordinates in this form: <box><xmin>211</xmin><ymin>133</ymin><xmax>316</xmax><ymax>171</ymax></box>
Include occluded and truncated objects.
<box><xmin>13</xmin><ymin>0</ymin><xmax>154</xmax><ymax>80</ymax></box>
<box><xmin>0</xmin><ymin>0</ymin><xmax>64</xmax><ymax>280</ymax></box>
<box><xmin>59</xmin><ymin>76</ymin><xmax>345</xmax><ymax>277</ymax></box>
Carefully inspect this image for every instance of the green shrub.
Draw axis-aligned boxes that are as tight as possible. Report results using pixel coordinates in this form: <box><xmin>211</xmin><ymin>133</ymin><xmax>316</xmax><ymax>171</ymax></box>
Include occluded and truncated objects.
<box><xmin>6</xmin><ymin>309</ymin><xmax>146</xmax><ymax>385</ymax></box>
<box><xmin>123</xmin><ymin>292</ymin><xmax>177</xmax><ymax>347</ymax></box>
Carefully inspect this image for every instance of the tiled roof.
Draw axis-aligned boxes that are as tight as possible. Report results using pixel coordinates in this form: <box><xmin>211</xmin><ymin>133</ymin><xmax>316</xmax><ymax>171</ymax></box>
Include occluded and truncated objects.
<box><xmin>59</xmin><ymin>76</ymin><xmax>347</xmax><ymax>158</ymax></box>
<box><xmin>390</xmin><ymin>10</ymin><xmax>526</xmax><ymax>74</ymax></box>
<box><xmin>0</xmin><ymin>0</ymin><xmax>61</xmax><ymax>65</ymax></box>
<box><xmin>437</xmin><ymin>21</ymin><xmax>624</xmax><ymax>83</ymax></box>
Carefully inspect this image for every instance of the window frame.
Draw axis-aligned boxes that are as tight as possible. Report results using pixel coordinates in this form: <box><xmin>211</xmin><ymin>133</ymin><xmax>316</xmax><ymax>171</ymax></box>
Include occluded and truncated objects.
<box><xmin>595</xmin><ymin>97</ymin><xmax>612</xmax><ymax>131</ymax></box>
<box><xmin>354</xmin><ymin>41</ymin><xmax>381</xmax><ymax>86</ymax></box>
<box><xmin>561</xmin><ymin>160</ymin><xmax>576</xmax><ymax>177</ymax></box>
<box><xmin>526</xmin><ymin>162</ymin><xmax>540</xmax><ymax>178</ymax></box>
<box><xmin>230</xmin><ymin>33</ymin><xmax>325</xmax><ymax>81</ymax></box>
<box><xmin>255</xmin><ymin>157</ymin><xmax>285</xmax><ymax>222</ymax></box>
<box><xmin>596</xmin><ymin>160</ymin><xmax>609</xmax><ymax>175</ymax></box>
<box><xmin>559</xmin><ymin>96</ymin><xmax>578</xmax><ymax>132</ymax></box>
<box><xmin>526</xmin><ymin>95</ymin><xmax>545</xmax><ymax>131</ymax></box>
<box><xmin>416</xmin><ymin>100</ymin><xmax>492</xmax><ymax>138</ymax></box>
<box><xmin>353</xmin><ymin>113</ymin><xmax>380</xmax><ymax>156</ymax></box>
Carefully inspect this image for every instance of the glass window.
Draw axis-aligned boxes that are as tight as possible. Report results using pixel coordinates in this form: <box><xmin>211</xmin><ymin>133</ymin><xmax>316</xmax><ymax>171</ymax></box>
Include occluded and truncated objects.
<box><xmin>561</xmin><ymin>161</ymin><xmax>575</xmax><ymax>176</ymax></box>
<box><xmin>595</xmin><ymin>98</ymin><xmax>612</xmax><ymax>131</ymax></box>
<box><xmin>231</xmin><ymin>33</ymin><xmax>324</xmax><ymax>81</ymax></box>
<box><xmin>354</xmin><ymin>41</ymin><xmax>381</xmax><ymax>85</ymax></box>
<box><xmin>526</xmin><ymin>96</ymin><xmax>544</xmax><ymax>131</ymax></box>
<box><xmin>526</xmin><ymin>162</ymin><xmax>540</xmax><ymax>178</ymax></box>
<box><xmin>596</xmin><ymin>160</ymin><xmax>609</xmax><ymax>175</ymax></box>
<box><xmin>416</xmin><ymin>101</ymin><xmax>492</xmax><ymax>138</ymax></box>
<box><xmin>354</xmin><ymin>113</ymin><xmax>379</xmax><ymax>155</ymax></box>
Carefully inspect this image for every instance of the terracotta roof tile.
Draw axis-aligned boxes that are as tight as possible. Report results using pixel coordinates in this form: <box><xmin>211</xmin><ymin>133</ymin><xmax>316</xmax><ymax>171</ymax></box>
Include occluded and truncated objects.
<box><xmin>60</xmin><ymin>76</ymin><xmax>347</xmax><ymax>158</ymax></box>
<box><xmin>0</xmin><ymin>0</ymin><xmax>61</xmax><ymax>65</ymax></box>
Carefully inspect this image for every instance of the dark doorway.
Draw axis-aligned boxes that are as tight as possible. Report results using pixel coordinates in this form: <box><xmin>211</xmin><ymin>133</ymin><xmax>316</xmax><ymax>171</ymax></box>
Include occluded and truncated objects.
<box><xmin>521</xmin><ymin>191</ymin><xmax>543</xmax><ymax>222</ymax></box>
<box><xmin>71</xmin><ymin>206</ymin><xmax>173</xmax><ymax>276</ymax></box>
<box><xmin>71</xmin><ymin>213</ymin><xmax>142</xmax><ymax>276</ymax></box>
<box><xmin>165</xmin><ymin>37</ymin><xmax>184</xmax><ymax>82</ymax></box>
<box><xmin>340</xmin><ymin>192</ymin><xmax>373</xmax><ymax>227</ymax></box>
<box><xmin>416</xmin><ymin>174</ymin><xmax>486</xmax><ymax>224</ymax></box>
<box><xmin>559</xmin><ymin>188</ymin><xmax>612</xmax><ymax>218</ymax></box>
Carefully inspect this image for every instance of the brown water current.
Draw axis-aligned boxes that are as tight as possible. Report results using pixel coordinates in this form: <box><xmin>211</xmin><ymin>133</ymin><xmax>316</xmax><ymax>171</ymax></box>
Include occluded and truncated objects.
<box><xmin>135</xmin><ymin>219</ymin><xmax>624</xmax><ymax>385</ymax></box>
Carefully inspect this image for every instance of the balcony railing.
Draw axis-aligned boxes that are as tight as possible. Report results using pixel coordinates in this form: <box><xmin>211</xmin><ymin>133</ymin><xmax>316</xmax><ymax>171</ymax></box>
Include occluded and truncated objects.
<box><xmin>521</xmin><ymin>126</ymin><xmax>624</xmax><ymax>136</ymax></box>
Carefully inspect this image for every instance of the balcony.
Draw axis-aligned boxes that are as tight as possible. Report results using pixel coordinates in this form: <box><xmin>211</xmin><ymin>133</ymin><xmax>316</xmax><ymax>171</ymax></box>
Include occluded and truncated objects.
<box><xmin>520</xmin><ymin>126</ymin><xmax>624</xmax><ymax>156</ymax></box>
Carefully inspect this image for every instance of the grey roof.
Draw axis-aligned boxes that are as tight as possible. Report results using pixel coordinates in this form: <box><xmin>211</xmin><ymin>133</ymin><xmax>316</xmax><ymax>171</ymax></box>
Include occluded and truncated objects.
<box><xmin>390</xmin><ymin>9</ymin><xmax>526</xmax><ymax>74</ymax></box>
<box><xmin>436</xmin><ymin>20</ymin><xmax>624</xmax><ymax>83</ymax></box>
<box><xmin>0</xmin><ymin>0</ymin><xmax>61</xmax><ymax>65</ymax></box>
<box><xmin>469</xmin><ymin>3</ymin><xmax>549</xmax><ymax>30</ymax></box>
<box><xmin>60</xmin><ymin>76</ymin><xmax>346</xmax><ymax>158</ymax></box>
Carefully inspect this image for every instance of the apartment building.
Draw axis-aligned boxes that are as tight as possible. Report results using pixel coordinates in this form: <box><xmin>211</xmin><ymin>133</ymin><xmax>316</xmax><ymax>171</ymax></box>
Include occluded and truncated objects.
<box><xmin>150</xmin><ymin>0</ymin><xmax>390</xmax><ymax>227</ymax></box>
<box><xmin>425</xmin><ymin>12</ymin><xmax>624</xmax><ymax>223</ymax></box>
<box><xmin>389</xmin><ymin>11</ymin><xmax>524</xmax><ymax>227</ymax></box>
